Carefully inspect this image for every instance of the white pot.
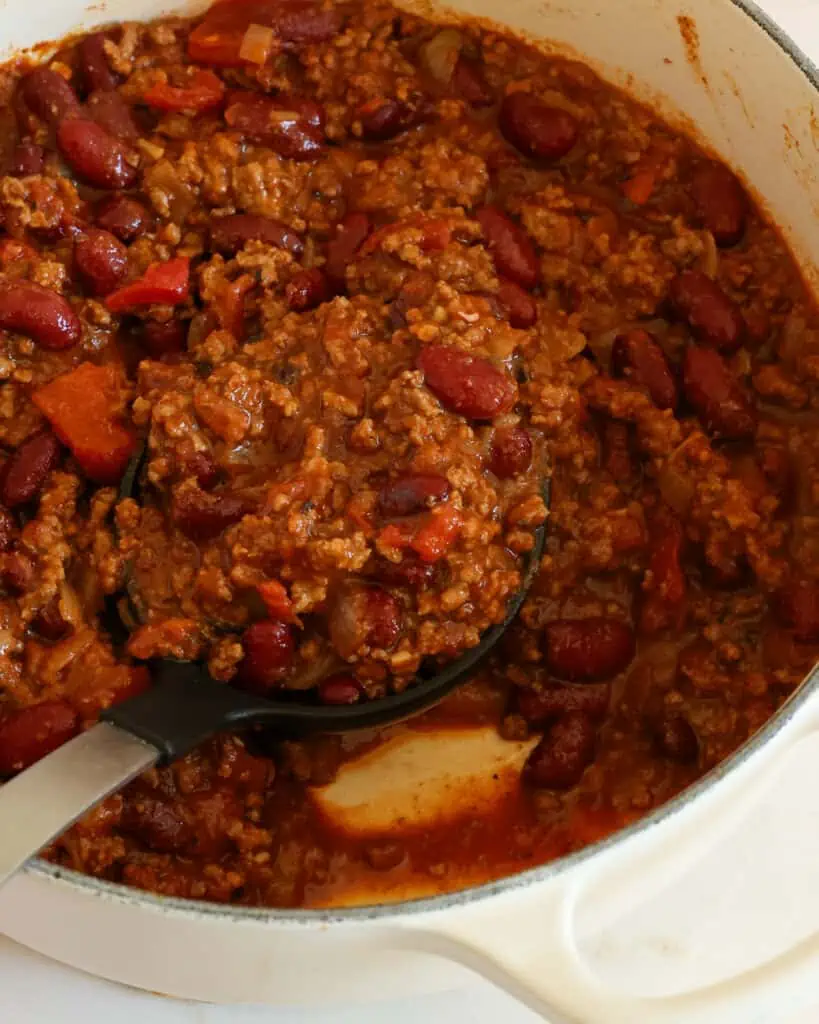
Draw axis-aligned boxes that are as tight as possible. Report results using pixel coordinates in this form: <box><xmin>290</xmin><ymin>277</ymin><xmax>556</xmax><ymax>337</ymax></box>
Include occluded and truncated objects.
<box><xmin>1</xmin><ymin>2</ymin><xmax>819</xmax><ymax>1021</ymax></box>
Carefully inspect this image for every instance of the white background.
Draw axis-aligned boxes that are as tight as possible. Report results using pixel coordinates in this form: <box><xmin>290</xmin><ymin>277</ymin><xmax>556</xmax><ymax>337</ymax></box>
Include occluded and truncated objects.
<box><xmin>3</xmin><ymin>0</ymin><xmax>819</xmax><ymax>1020</ymax></box>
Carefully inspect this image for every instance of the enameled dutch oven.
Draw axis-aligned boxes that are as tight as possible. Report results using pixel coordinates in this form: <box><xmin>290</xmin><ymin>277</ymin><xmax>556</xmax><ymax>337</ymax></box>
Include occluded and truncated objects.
<box><xmin>1</xmin><ymin>1</ymin><xmax>819</xmax><ymax>1021</ymax></box>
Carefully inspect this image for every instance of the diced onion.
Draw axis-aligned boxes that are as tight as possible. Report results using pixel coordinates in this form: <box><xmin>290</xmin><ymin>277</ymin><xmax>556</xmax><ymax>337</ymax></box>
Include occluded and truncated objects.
<box><xmin>700</xmin><ymin>229</ymin><xmax>719</xmax><ymax>279</ymax></box>
<box><xmin>239</xmin><ymin>23</ymin><xmax>274</xmax><ymax>65</ymax></box>
<box><xmin>538</xmin><ymin>89</ymin><xmax>587</xmax><ymax>120</ymax></box>
<box><xmin>419</xmin><ymin>29</ymin><xmax>463</xmax><ymax>84</ymax></box>
<box><xmin>657</xmin><ymin>462</ymin><xmax>695</xmax><ymax>515</ymax></box>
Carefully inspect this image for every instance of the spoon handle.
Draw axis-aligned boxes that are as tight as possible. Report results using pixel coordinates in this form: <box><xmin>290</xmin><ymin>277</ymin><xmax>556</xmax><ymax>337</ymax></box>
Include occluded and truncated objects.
<box><xmin>0</xmin><ymin>722</ymin><xmax>157</xmax><ymax>889</ymax></box>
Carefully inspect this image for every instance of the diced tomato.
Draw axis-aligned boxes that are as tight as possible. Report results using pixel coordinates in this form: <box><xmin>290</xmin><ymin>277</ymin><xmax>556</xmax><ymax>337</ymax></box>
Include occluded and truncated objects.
<box><xmin>106</xmin><ymin>257</ymin><xmax>190</xmax><ymax>312</ymax></box>
<box><xmin>622</xmin><ymin>167</ymin><xmax>656</xmax><ymax>205</ymax></box>
<box><xmin>32</xmin><ymin>362</ymin><xmax>137</xmax><ymax>483</ymax></box>
<box><xmin>257</xmin><ymin>580</ymin><xmax>300</xmax><ymax>624</ymax></box>
<box><xmin>412</xmin><ymin>503</ymin><xmax>463</xmax><ymax>562</ymax></box>
<box><xmin>143</xmin><ymin>69</ymin><xmax>225</xmax><ymax>113</ymax></box>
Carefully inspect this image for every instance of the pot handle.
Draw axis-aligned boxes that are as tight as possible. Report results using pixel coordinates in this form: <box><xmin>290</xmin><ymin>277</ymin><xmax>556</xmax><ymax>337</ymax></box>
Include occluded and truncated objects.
<box><xmin>398</xmin><ymin>698</ymin><xmax>819</xmax><ymax>1023</ymax></box>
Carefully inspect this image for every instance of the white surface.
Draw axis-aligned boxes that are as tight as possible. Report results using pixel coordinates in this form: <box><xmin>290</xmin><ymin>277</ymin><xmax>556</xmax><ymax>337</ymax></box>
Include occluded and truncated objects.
<box><xmin>2</xmin><ymin>0</ymin><xmax>819</xmax><ymax>1020</ymax></box>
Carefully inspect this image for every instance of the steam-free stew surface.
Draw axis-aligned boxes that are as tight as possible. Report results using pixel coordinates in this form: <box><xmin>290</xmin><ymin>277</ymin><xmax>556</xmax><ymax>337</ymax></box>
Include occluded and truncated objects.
<box><xmin>0</xmin><ymin>0</ymin><xmax>815</xmax><ymax>905</ymax></box>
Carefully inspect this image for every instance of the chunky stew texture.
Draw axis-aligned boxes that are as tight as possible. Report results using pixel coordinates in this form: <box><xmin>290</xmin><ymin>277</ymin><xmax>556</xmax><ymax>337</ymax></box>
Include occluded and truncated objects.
<box><xmin>0</xmin><ymin>0</ymin><xmax>815</xmax><ymax>906</ymax></box>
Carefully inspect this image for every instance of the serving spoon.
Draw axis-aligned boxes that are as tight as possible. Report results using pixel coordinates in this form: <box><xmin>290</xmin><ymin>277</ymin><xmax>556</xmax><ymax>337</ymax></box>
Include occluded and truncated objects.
<box><xmin>0</xmin><ymin>472</ymin><xmax>549</xmax><ymax>890</ymax></box>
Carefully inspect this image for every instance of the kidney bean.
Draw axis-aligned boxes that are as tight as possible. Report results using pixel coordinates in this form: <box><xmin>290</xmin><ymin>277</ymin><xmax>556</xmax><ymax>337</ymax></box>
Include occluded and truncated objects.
<box><xmin>142</xmin><ymin>319</ymin><xmax>187</xmax><ymax>357</ymax></box>
<box><xmin>525</xmin><ymin>711</ymin><xmax>596</xmax><ymax>789</ymax></box>
<box><xmin>499</xmin><ymin>92</ymin><xmax>579</xmax><ymax>161</ymax></box>
<box><xmin>276</xmin><ymin>2</ymin><xmax>342</xmax><ymax>45</ymax></box>
<box><xmin>318</xmin><ymin>674</ymin><xmax>364</xmax><ymax>705</ymax></box>
<box><xmin>543</xmin><ymin>617</ymin><xmax>636</xmax><ymax>682</ymax></box>
<box><xmin>374</xmin><ymin>553</ymin><xmax>437</xmax><ymax>589</ymax></box>
<box><xmin>225</xmin><ymin>93</ymin><xmax>325</xmax><ymax>160</ymax></box>
<box><xmin>9</xmin><ymin>141</ymin><xmax>44</xmax><ymax>177</ymax></box>
<box><xmin>210</xmin><ymin>214</ymin><xmax>304</xmax><ymax>258</ymax></box>
<box><xmin>172</xmin><ymin>486</ymin><xmax>249</xmax><ymax>540</ymax></box>
<box><xmin>272</xmin><ymin>92</ymin><xmax>325</xmax><ymax>129</ymax></box>
<box><xmin>0</xmin><ymin>507</ymin><xmax>16</xmax><ymax>553</ymax></box>
<box><xmin>495</xmin><ymin>277</ymin><xmax>537</xmax><ymax>328</ymax></box>
<box><xmin>0</xmin><ymin>281</ymin><xmax>81</xmax><ymax>350</ymax></box>
<box><xmin>600</xmin><ymin>419</ymin><xmax>635</xmax><ymax>482</ymax></box>
<box><xmin>357</xmin><ymin>95</ymin><xmax>429</xmax><ymax>141</ymax></box>
<box><xmin>774</xmin><ymin>579</ymin><xmax>819</xmax><ymax>642</ymax></box>
<box><xmin>32</xmin><ymin>594</ymin><xmax>72</xmax><ymax>642</ymax></box>
<box><xmin>682</xmin><ymin>346</ymin><xmax>756</xmax><ymax>439</ymax></box>
<box><xmin>325</xmin><ymin>212</ymin><xmax>371</xmax><ymax>289</ymax></box>
<box><xmin>651</xmin><ymin>713</ymin><xmax>699</xmax><ymax>763</ymax></box>
<box><xmin>95</xmin><ymin>195</ymin><xmax>153</xmax><ymax>241</ymax></box>
<box><xmin>85</xmin><ymin>89</ymin><xmax>139</xmax><ymax>142</ymax></box>
<box><xmin>476</xmin><ymin>206</ymin><xmax>538</xmax><ymax>290</ymax></box>
<box><xmin>77</xmin><ymin>32</ymin><xmax>118</xmax><ymax>93</ymax></box>
<box><xmin>236</xmin><ymin>620</ymin><xmax>295</xmax><ymax>694</ymax></box>
<box><xmin>453</xmin><ymin>56</ymin><xmax>493</xmax><ymax>107</ymax></box>
<box><xmin>183</xmin><ymin>450</ymin><xmax>220</xmax><ymax>490</ymax></box>
<box><xmin>285</xmin><ymin>268</ymin><xmax>330</xmax><ymax>312</ymax></box>
<box><xmin>640</xmin><ymin>512</ymin><xmax>686</xmax><ymax>635</ymax></box>
<box><xmin>1</xmin><ymin>429</ymin><xmax>61</xmax><ymax>507</ymax></box>
<box><xmin>692</xmin><ymin>162</ymin><xmax>746</xmax><ymax>247</ymax></box>
<box><xmin>121</xmin><ymin>787</ymin><xmax>194</xmax><ymax>853</ymax></box>
<box><xmin>517</xmin><ymin>682</ymin><xmax>610</xmax><ymax>723</ymax></box>
<box><xmin>417</xmin><ymin>344</ymin><xmax>517</xmax><ymax>420</ymax></box>
<box><xmin>669</xmin><ymin>270</ymin><xmax>744</xmax><ymax>351</ymax></box>
<box><xmin>74</xmin><ymin>228</ymin><xmax>128</xmax><ymax>296</ymax></box>
<box><xmin>489</xmin><ymin>425</ymin><xmax>533</xmax><ymax>478</ymax></box>
<box><xmin>0</xmin><ymin>700</ymin><xmax>78</xmax><ymax>775</ymax></box>
<box><xmin>329</xmin><ymin>585</ymin><xmax>402</xmax><ymax>660</ymax></box>
<box><xmin>0</xmin><ymin>552</ymin><xmax>34</xmax><ymax>594</ymax></box>
<box><xmin>379</xmin><ymin>472</ymin><xmax>450</xmax><ymax>517</ymax></box>
<box><xmin>611</xmin><ymin>329</ymin><xmax>678</xmax><ymax>410</ymax></box>
<box><xmin>57</xmin><ymin>118</ymin><xmax>137</xmax><ymax>190</ymax></box>
<box><xmin>20</xmin><ymin>67</ymin><xmax>80</xmax><ymax>126</ymax></box>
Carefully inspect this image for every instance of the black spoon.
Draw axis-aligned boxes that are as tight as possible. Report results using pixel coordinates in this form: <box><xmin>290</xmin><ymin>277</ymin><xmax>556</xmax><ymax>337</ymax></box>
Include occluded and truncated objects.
<box><xmin>0</xmin><ymin>461</ymin><xmax>548</xmax><ymax>888</ymax></box>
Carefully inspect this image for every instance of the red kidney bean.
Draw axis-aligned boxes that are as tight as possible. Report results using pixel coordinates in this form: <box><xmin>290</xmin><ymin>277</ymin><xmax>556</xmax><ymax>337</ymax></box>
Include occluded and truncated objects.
<box><xmin>1</xmin><ymin>429</ymin><xmax>61</xmax><ymax>507</ymax></box>
<box><xmin>276</xmin><ymin>2</ymin><xmax>342</xmax><ymax>46</ymax></box>
<box><xmin>378</xmin><ymin>472</ymin><xmax>450</xmax><ymax>517</ymax></box>
<box><xmin>682</xmin><ymin>346</ymin><xmax>756</xmax><ymax>439</ymax></box>
<box><xmin>273</xmin><ymin>92</ymin><xmax>325</xmax><ymax>129</ymax></box>
<box><xmin>374</xmin><ymin>553</ymin><xmax>437</xmax><ymax>589</ymax></box>
<box><xmin>600</xmin><ymin>419</ymin><xmax>635</xmax><ymax>481</ymax></box>
<box><xmin>172</xmin><ymin>486</ymin><xmax>249</xmax><ymax>541</ymax></box>
<box><xmin>453</xmin><ymin>56</ymin><xmax>494</xmax><ymax>107</ymax></box>
<box><xmin>651</xmin><ymin>713</ymin><xmax>699</xmax><ymax>763</ymax></box>
<box><xmin>77</xmin><ymin>32</ymin><xmax>119</xmax><ymax>93</ymax></box>
<box><xmin>183</xmin><ymin>450</ymin><xmax>220</xmax><ymax>490</ymax></box>
<box><xmin>517</xmin><ymin>682</ymin><xmax>610</xmax><ymax>723</ymax></box>
<box><xmin>489</xmin><ymin>425</ymin><xmax>533</xmax><ymax>478</ymax></box>
<box><xmin>120</xmin><ymin>786</ymin><xmax>194</xmax><ymax>853</ymax></box>
<box><xmin>525</xmin><ymin>711</ymin><xmax>596</xmax><ymax>789</ymax></box>
<box><xmin>225</xmin><ymin>93</ymin><xmax>325</xmax><ymax>160</ymax></box>
<box><xmin>236</xmin><ymin>620</ymin><xmax>295</xmax><ymax>694</ymax></box>
<box><xmin>0</xmin><ymin>507</ymin><xmax>16</xmax><ymax>553</ymax></box>
<box><xmin>0</xmin><ymin>282</ymin><xmax>80</xmax><ymax>350</ymax></box>
<box><xmin>325</xmin><ymin>212</ymin><xmax>371</xmax><ymax>289</ymax></box>
<box><xmin>0</xmin><ymin>552</ymin><xmax>34</xmax><ymax>594</ymax></box>
<box><xmin>32</xmin><ymin>595</ymin><xmax>72</xmax><ymax>642</ymax></box>
<box><xmin>357</xmin><ymin>95</ymin><xmax>429</xmax><ymax>141</ymax></box>
<box><xmin>318</xmin><ymin>674</ymin><xmax>364</xmax><ymax>705</ymax></box>
<box><xmin>285</xmin><ymin>268</ymin><xmax>330</xmax><ymax>312</ymax></box>
<box><xmin>85</xmin><ymin>89</ymin><xmax>139</xmax><ymax>142</ymax></box>
<box><xmin>57</xmin><ymin>118</ymin><xmax>137</xmax><ymax>189</ymax></box>
<box><xmin>499</xmin><ymin>92</ymin><xmax>579</xmax><ymax>161</ymax></box>
<box><xmin>74</xmin><ymin>228</ymin><xmax>128</xmax><ymax>296</ymax></box>
<box><xmin>417</xmin><ymin>344</ymin><xmax>517</xmax><ymax>420</ymax></box>
<box><xmin>95</xmin><ymin>195</ymin><xmax>153</xmax><ymax>241</ymax></box>
<box><xmin>9</xmin><ymin>141</ymin><xmax>44</xmax><ymax>177</ymax></box>
<box><xmin>669</xmin><ymin>270</ymin><xmax>744</xmax><ymax>351</ymax></box>
<box><xmin>476</xmin><ymin>206</ymin><xmax>538</xmax><ymax>290</ymax></box>
<box><xmin>20</xmin><ymin>67</ymin><xmax>80</xmax><ymax>126</ymax></box>
<box><xmin>495</xmin><ymin>277</ymin><xmax>537</xmax><ymax>328</ymax></box>
<box><xmin>611</xmin><ymin>328</ymin><xmax>678</xmax><ymax>409</ymax></box>
<box><xmin>640</xmin><ymin>512</ymin><xmax>686</xmax><ymax>635</ymax></box>
<box><xmin>543</xmin><ymin>617</ymin><xmax>636</xmax><ymax>682</ymax></box>
<box><xmin>329</xmin><ymin>585</ymin><xmax>402</xmax><ymax>660</ymax></box>
<box><xmin>210</xmin><ymin>214</ymin><xmax>304</xmax><ymax>258</ymax></box>
<box><xmin>142</xmin><ymin>319</ymin><xmax>187</xmax><ymax>357</ymax></box>
<box><xmin>692</xmin><ymin>162</ymin><xmax>746</xmax><ymax>247</ymax></box>
<box><xmin>774</xmin><ymin>579</ymin><xmax>819</xmax><ymax>642</ymax></box>
<box><xmin>0</xmin><ymin>700</ymin><xmax>78</xmax><ymax>775</ymax></box>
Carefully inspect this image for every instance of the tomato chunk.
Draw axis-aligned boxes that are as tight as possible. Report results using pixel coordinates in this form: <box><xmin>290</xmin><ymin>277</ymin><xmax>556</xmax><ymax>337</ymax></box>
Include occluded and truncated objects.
<box><xmin>106</xmin><ymin>257</ymin><xmax>190</xmax><ymax>312</ymax></box>
<box><xmin>143</xmin><ymin>69</ymin><xmax>225</xmax><ymax>113</ymax></box>
<box><xmin>32</xmin><ymin>362</ymin><xmax>137</xmax><ymax>483</ymax></box>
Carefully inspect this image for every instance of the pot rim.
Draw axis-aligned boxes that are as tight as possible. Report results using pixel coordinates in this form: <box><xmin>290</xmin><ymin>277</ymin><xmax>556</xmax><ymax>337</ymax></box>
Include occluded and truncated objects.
<box><xmin>25</xmin><ymin>0</ymin><xmax>819</xmax><ymax>927</ymax></box>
